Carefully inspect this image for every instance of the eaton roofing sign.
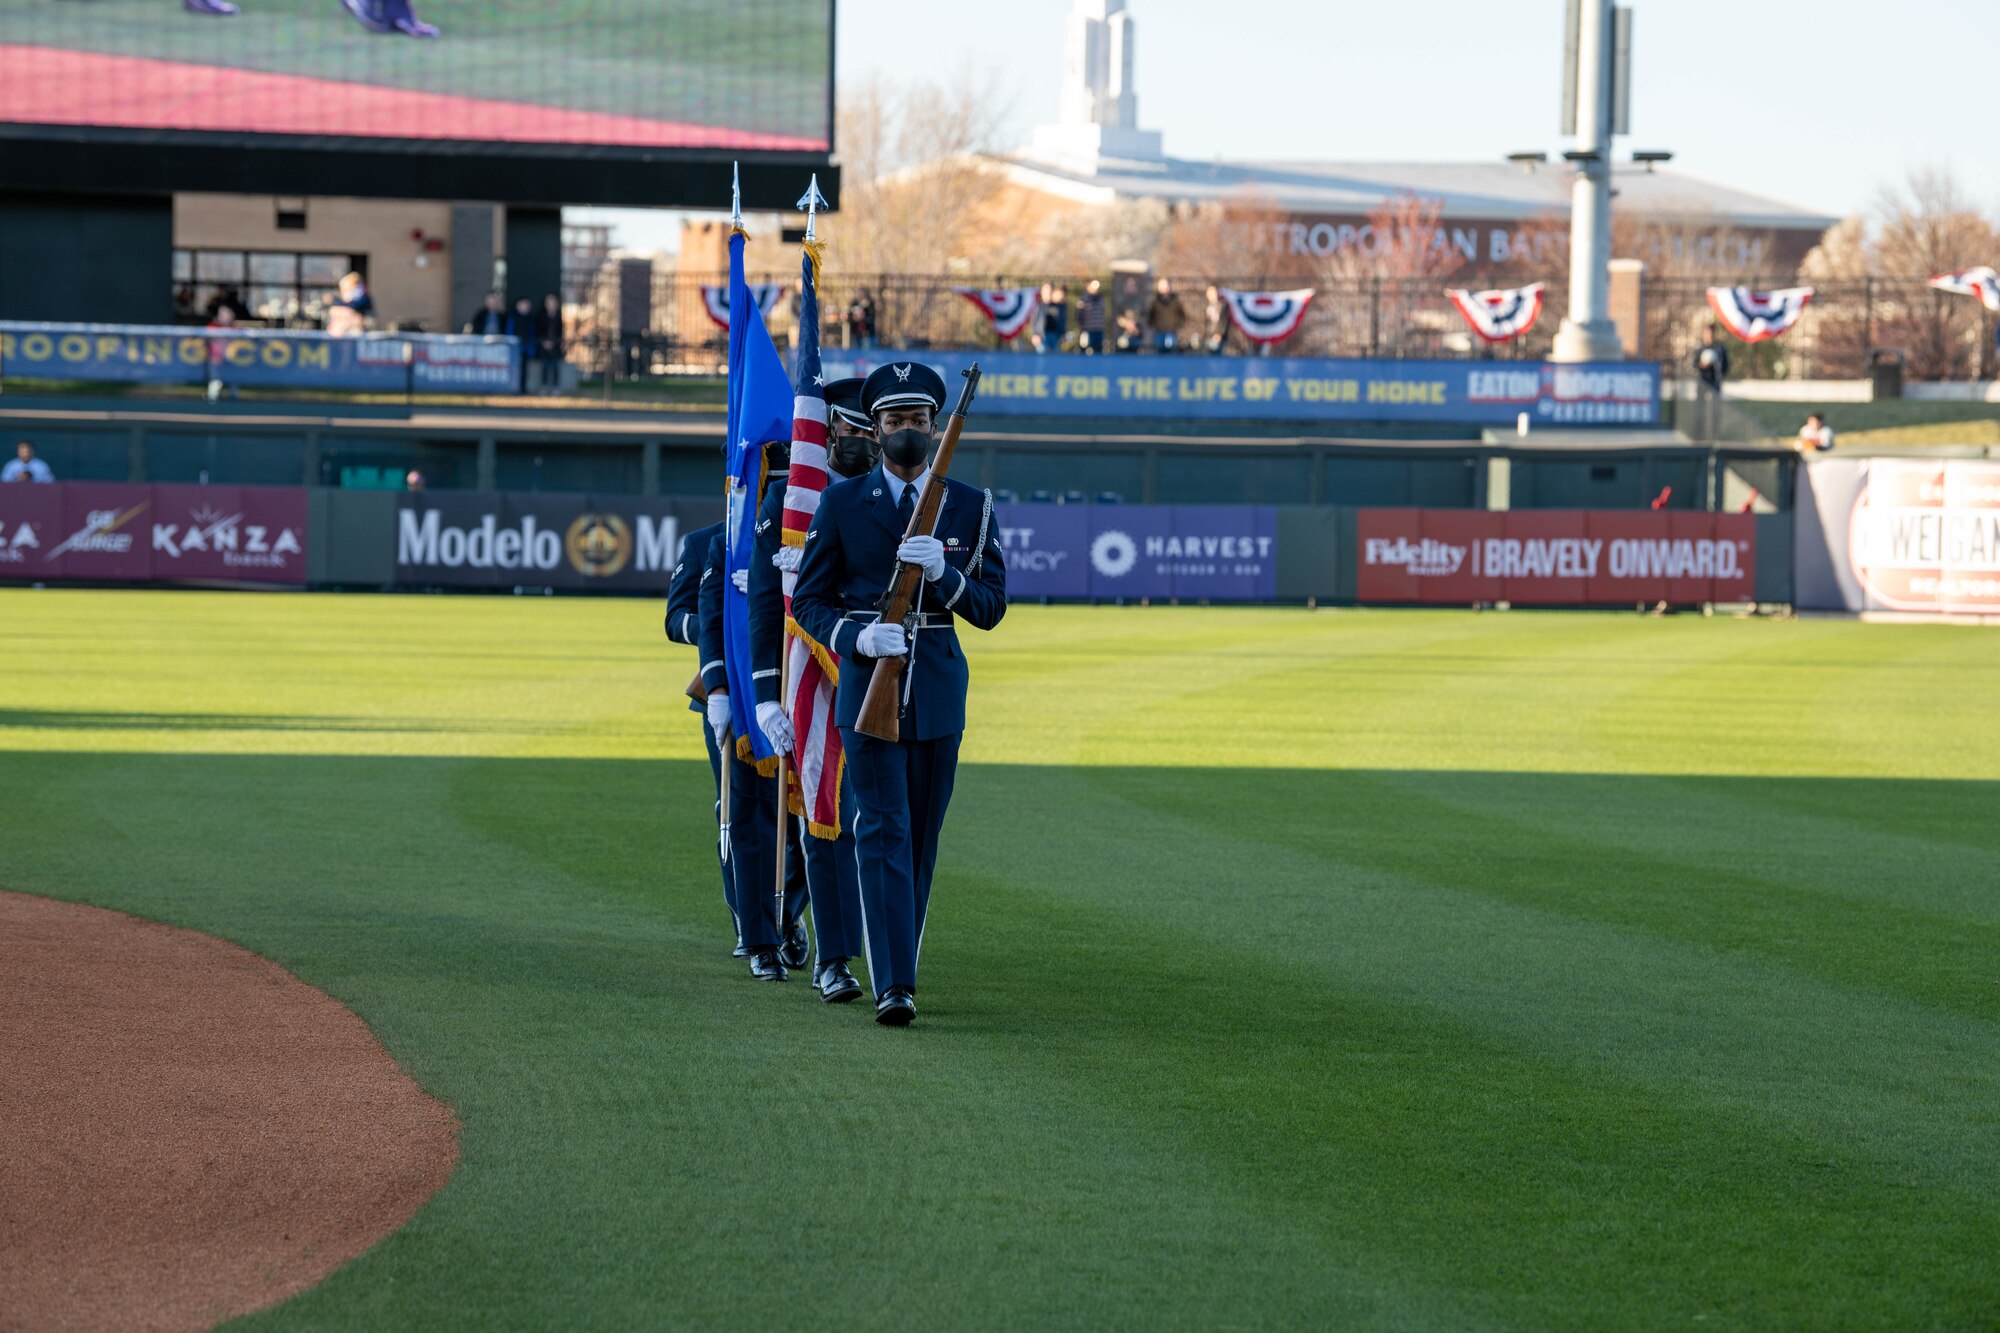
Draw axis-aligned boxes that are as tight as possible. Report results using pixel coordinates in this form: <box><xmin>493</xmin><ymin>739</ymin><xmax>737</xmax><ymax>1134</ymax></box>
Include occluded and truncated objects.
<box><xmin>819</xmin><ymin>350</ymin><xmax>1658</xmax><ymax>425</ymax></box>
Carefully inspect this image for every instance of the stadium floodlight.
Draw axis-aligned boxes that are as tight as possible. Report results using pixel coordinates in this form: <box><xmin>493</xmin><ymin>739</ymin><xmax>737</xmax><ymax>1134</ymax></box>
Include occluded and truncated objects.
<box><xmin>1631</xmin><ymin>150</ymin><xmax>1675</xmax><ymax>173</ymax></box>
<box><xmin>1506</xmin><ymin>151</ymin><xmax>1548</xmax><ymax>165</ymax></box>
<box><xmin>1562</xmin><ymin>150</ymin><xmax>1602</xmax><ymax>164</ymax></box>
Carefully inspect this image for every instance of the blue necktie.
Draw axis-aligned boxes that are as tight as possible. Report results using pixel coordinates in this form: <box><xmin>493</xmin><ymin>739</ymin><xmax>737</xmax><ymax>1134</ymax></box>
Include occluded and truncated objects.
<box><xmin>897</xmin><ymin>482</ymin><xmax>915</xmax><ymax>533</ymax></box>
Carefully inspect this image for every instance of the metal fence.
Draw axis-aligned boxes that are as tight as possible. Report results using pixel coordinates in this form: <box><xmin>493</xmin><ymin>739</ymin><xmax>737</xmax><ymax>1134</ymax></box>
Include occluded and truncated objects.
<box><xmin>558</xmin><ymin>267</ymin><xmax>1997</xmax><ymax>385</ymax></box>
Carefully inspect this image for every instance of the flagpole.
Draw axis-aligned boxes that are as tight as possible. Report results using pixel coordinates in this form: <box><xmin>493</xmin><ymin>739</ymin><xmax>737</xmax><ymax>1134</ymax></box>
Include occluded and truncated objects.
<box><xmin>723</xmin><ymin>161</ymin><xmax>740</xmax><ymax>878</ymax></box>
<box><xmin>773</xmin><ymin>173</ymin><xmax>824</xmax><ymax>962</ymax></box>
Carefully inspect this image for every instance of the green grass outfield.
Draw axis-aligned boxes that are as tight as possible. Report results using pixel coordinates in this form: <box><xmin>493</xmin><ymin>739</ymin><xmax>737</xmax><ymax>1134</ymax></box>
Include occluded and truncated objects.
<box><xmin>3</xmin><ymin>590</ymin><xmax>1998</xmax><ymax>1329</ymax></box>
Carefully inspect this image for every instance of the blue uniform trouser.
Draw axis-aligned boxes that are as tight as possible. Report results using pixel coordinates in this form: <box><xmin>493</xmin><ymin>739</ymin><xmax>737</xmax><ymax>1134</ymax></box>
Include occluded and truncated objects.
<box><xmin>802</xmin><ymin>778</ymin><xmax>867</xmax><ymax>967</ymax></box>
<box><xmin>728</xmin><ymin>753</ymin><xmax>807</xmax><ymax>951</ymax></box>
<box><xmin>842</xmin><ymin>728</ymin><xmax>961</xmax><ymax>996</ymax></box>
<box><xmin>701</xmin><ymin>719</ymin><xmax>736</xmax><ymax>929</ymax></box>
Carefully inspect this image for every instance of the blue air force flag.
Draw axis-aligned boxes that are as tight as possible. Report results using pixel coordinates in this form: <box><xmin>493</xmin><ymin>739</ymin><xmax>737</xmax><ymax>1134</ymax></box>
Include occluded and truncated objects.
<box><xmin>723</xmin><ymin>226</ymin><xmax>795</xmax><ymax>766</ymax></box>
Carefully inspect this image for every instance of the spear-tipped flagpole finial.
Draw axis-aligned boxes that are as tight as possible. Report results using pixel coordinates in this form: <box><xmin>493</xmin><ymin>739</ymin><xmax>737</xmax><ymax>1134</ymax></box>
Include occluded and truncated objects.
<box><xmin>730</xmin><ymin>161</ymin><xmax>741</xmax><ymax>230</ymax></box>
<box><xmin>796</xmin><ymin>173</ymin><xmax>828</xmax><ymax>243</ymax></box>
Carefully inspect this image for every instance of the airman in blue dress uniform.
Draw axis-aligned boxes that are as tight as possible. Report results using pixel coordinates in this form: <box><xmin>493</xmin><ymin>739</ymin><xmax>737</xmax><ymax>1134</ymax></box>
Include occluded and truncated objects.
<box><xmin>748</xmin><ymin>378</ymin><xmax>878</xmax><ymax>1004</ymax></box>
<box><xmin>698</xmin><ymin>479</ymin><xmax>809</xmax><ymax>982</ymax></box>
<box><xmin>664</xmin><ymin>518</ymin><xmax>739</xmax><ymax>953</ymax></box>
<box><xmin>790</xmin><ymin>362</ymin><xmax>1008</xmax><ymax>1026</ymax></box>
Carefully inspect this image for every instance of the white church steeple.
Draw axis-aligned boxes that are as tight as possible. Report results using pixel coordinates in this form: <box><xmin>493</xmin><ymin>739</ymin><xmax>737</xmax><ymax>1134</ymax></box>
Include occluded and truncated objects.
<box><xmin>1033</xmin><ymin>0</ymin><xmax>1163</xmax><ymax>163</ymax></box>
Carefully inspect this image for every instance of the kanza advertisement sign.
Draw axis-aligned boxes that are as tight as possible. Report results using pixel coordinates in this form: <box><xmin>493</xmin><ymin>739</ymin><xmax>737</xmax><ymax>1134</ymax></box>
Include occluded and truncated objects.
<box><xmin>0</xmin><ymin>324</ymin><xmax>520</xmax><ymax>394</ymax></box>
<box><xmin>995</xmin><ymin>504</ymin><xmax>1277</xmax><ymax>600</ymax></box>
<box><xmin>1796</xmin><ymin>459</ymin><xmax>2000</xmax><ymax>614</ymax></box>
<box><xmin>1357</xmin><ymin>509</ymin><xmax>1756</xmax><ymax>605</ymax></box>
<box><xmin>395</xmin><ymin>492</ymin><xmax>714</xmax><ymax>591</ymax></box>
<box><xmin>821</xmin><ymin>349</ymin><xmax>1659</xmax><ymax>426</ymax></box>
<box><xmin>0</xmin><ymin>482</ymin><xmax>306</xmax><ymax>584</ymax></box>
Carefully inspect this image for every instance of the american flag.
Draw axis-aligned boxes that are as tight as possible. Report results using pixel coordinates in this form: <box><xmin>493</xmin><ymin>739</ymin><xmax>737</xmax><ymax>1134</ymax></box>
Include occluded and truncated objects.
<box><xmin>782</xmin><ymin>242</ymin><xmax>844</xmax><ymax>838</ymax></box>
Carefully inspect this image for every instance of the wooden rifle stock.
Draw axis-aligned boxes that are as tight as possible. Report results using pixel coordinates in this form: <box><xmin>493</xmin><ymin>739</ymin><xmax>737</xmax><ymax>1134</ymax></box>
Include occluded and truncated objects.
<box><xmin>854</xmin><ymin>364</ymin><xmax>981</xmax><ymax>742</ymax></box>
<box><xmin>686</xmin><ymin>672</ymin><xmax>708</xmax><ymax>705</ymax></box>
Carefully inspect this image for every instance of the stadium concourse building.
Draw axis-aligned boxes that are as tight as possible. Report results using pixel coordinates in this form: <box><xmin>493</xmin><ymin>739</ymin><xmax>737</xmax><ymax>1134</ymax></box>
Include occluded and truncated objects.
<box><xmin>948</xmin><ymin>0</ymin><xmax>1836</xmax><ymax>281</ymax></box>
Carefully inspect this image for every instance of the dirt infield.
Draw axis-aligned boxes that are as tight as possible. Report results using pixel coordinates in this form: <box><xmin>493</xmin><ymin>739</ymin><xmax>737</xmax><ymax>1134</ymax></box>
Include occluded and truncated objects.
<box><xmin>0</xmin><ymin>891</ymin><xmax>458</xmax><ymax>1332</ymax></box>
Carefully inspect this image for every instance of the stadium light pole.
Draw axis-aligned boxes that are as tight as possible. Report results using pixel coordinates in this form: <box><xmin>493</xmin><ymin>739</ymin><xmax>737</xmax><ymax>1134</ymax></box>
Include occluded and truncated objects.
<box><xmin>1552</xmin><ymin>0</ymin><xmax>1625</xmax><ymax>363</ymax></box>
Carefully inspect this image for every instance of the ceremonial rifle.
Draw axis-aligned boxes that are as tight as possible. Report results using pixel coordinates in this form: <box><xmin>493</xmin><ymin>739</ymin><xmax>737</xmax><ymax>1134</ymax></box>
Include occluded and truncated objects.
<box><xmin>853</xmin><ymin>364</ymin><xmax>981</xmax><ymax>743</ymax></box>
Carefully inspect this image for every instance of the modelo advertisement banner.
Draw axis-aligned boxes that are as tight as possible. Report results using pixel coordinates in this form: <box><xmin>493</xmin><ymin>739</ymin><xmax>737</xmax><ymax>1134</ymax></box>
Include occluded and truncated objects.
<box><xmin>1796</xmin><ymin>458</ymin><xmax>2000</xmax><ymax>614</ymax></box>
<box><xmin>0</xmin><ymin>324</ymin><xmax>520</xmax><ymax>394</ymax></box>
<box><xmin>0</xmin><ymin>481</ymin><xmax>307</xmax><ymax>583</ymax></box>
<box><xmin>822</xmin><ymin>349</ymin><xmax>1659</xmax><ymax>426</ymax></box>
<box><xmin>1357</xmin><ymin>508</ymin><xmax>1756</xmax><ymax>604</ymax></box>
<box><xmin>995</xmin><ymin>504</ymin><xmax>1277</xmax><ymax>600</ymax></box>
<box><xmin>395</xmin><ymin>492</ymin><xmax>716</xmax><ymax>591</ymax></box>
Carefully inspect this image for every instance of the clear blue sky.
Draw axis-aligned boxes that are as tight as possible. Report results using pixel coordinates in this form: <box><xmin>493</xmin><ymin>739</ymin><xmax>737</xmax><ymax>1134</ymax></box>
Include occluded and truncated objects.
<box><xmin>577</xmin><ymin>0</ymin><xmax>2000</xmax><ymax>252</ymax></box>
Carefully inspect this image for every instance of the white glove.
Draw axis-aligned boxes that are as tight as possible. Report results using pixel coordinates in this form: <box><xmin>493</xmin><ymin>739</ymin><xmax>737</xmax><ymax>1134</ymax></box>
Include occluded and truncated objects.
<box><xmin>856</xmin><ymin>621</ymin><xmax>907</xmax><ymax>658</ymax></box>
<box><xmin>756</xmin><ymin>701</ymin><xmax>794</xmax><ymax>752</ymax></box>
<box><xmin>898</xmin><ymin>535</ymin><xmax>946</xmax><ymax>581</ymax></box>
<box><xmin>705</xmin><ymin>691</ymin><xmax>732</xmax><ymax>746</ymax></box>
<box><xmin>771</xmin><ymin>546</ymin><xmax>802</xmax><ymax>573</ymax></box>
<box><xmin>730</xmin><ymin>568</ymin><xmax>748</xmax><ymax>594</ymax></box>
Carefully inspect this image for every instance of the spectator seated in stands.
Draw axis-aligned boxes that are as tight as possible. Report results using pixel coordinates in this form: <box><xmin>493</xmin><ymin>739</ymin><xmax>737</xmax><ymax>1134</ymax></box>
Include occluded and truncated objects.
<box><xmin>1795</xmin><ymin>413</ymin><xmax>1835</xmax><ymax>453</ymax></box>
<box><xmin>326</xmin><ymin>272</ymin><xmax>373</xmax><ymax>337</ymax></box>
<box><xmin>3</xmin><ymin>441</ymin><xmax>55</xmax><ymax>483</ymax></box>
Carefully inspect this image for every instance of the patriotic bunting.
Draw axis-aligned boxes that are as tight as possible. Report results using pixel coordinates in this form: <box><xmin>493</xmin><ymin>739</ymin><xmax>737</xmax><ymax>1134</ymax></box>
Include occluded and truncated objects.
<box><xmin>781</xmin><ymin>241</ymin><xmax>844</xmax><ymax>839</ymax></box>
<box><xmin>1927</xmin><ymin>266</ymin><xmax>2000</xmax><ymax>312</ymax></box>
<box><xmin>952</xmin><ymin>286</ymin><xmax>1041</xmax><ymax>341</ymax></box>
<box><xmin>1706</xmin><ymin>286</ymin><xmax>1814</xmax><ymax>342</ymax></box>
<box><xmin>700</xmin><ymin>282</ymin><xmax>787</xmax><ymax>331</ymax></box>
<box><xmin>1446</xmin><ymin>282</ymin><xmax>1545</xmax><ymax>343</ymax></box>
<box><xmin>1219</xmin><ymin>288</ymin><xmax>1316</xmax><ymax>348</ymax></box>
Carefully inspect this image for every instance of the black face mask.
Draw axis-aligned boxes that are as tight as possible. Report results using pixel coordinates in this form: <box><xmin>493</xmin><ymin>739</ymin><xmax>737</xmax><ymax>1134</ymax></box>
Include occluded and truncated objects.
<box><xmin>881</xmin><ymin>427</ymin><xmax>932</xmax><ymax>470</ymax></box>
<box><xmin>828</xmin><ymin>427</ymin><xmax>878</xmax><ymax>478</ymax></box>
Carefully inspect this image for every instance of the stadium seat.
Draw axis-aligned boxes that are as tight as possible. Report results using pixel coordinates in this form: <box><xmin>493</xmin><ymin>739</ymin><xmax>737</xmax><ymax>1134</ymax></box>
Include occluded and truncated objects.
<box><xmin>1028</xmin><ymin>489</ymin><xmax>1054</xmax><ymax>503</ymax></box>
<box><xmin>1061</xmin><ymin>490</ymin><xmax>1088</xmax><ymax>505</ymax></box>
<box><xmin>1095</xmin><ymin>490</ymin><xmax>1123</xmax><ymax>504</ymax></box>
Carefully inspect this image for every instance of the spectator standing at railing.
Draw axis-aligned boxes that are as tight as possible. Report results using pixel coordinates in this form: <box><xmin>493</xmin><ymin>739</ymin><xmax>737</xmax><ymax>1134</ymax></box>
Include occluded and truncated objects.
<box><xmin>536</xmin><ymin>294</ymin><xmax>565</xmax><ymax>396</ymax></box>
<box><xmin>505</xmin><ymin>297</ymin><xmax>539</xmax><ymax>392</ymax></box>
<box><xmin>204</xmin><ymin>285</ymin><xmax>247</xmax><ymax>324</ymax></box>
<box><xmin>1114</xmin><ymin>309</ymin><xmax>1143</xmax><ymax>353</ymax></box>
<box><xmin>1202</xmin><ymin>285</ymin><xmax>1229</xmax><ymax>354</ymax></box>
<box><xmin>1034</xmin><ymin>283</ymin><xmax>1069</xmax><ymax>353</ymax></box>
<box><xmin>1795</xmin><ymin>412</ymin><xmax>1835</xmax><ymax>453</ymax></box>
<box><xmin>326</xmin><ymin>272</ymin><xmax>372</xmax><ymax>337</ymax></box>
<box><xmin>464</xmin><ymin>292</ymin><xmax>506</xmax><ymax>336</ymax></box>
<box><xmin>1076</xmin><ymin>279</ymin><xmax>1107</xmax><ymax>353</ymax></box>
<box><xmin>1694</xmin><ymin>326</ymin><xmax>1730</xmax><ymax>394</ymax></box>
<box><xmin>1145</xmin><ymin>277</ymin><xmax>1188</xmax><ymax>353</ymax></box>
<box><xmin>3</xmin><ymin>441</ymin><xmax>54</xmax><ymax>483</ymax></box>
<box><xmin>847</xmin><ymin>288</ymin><xmax>878</xmax><ymax>349</ymax></box>
<box><xmin>204</xmin><ymin>307</ymin><xmax>237</xmax><ymax>402</ymax></box>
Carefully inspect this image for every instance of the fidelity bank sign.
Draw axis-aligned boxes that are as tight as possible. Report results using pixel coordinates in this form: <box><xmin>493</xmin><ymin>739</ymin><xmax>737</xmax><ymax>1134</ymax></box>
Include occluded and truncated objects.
<box><xmin>395</xmin><ymin>493</ymin><xmax>700</xmax><ymax>590</ymax></box>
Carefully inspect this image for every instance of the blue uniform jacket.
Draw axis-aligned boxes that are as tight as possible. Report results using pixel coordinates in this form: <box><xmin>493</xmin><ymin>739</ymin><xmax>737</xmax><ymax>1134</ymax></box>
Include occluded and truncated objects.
<box><xmin>696</xmin><ymin>529</ymin><xmax>731</xmax><ymax>698</ymax></box>
<box><xmin>667</xmin><ymin>520</ymin><xmax>721</xmax><ymax>713</ymax></box>
<box><xmin>747</xmin><ymin>481</ymin><xmax>795</xmax><ymax>707</ymax></box>
<box><xmin>790</xmin><ymin>465</ymin><xmax>1006</xmax><ymax>741</ymax></box>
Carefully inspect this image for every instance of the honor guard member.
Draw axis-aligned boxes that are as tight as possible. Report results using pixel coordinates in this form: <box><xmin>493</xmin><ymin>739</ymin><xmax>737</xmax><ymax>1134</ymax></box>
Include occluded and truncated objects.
<box><xmin>790</xmin><ymin>362</ymin><xmax>1007</xmax><ymax>1026</ymax></box>
<box><xmin>698</xmin><ymin>481</ymin><xmax>810</xmax><ymax>981</ymax></box>
<box><xmin>748</xmin><ymin>378</ymin><xmax>877</xmax><ymax>1003</ymax></box>
<box><xmin>664</xmin><ymin>518</ymin><xmax>740</xmax><ymax>954</ymax></box>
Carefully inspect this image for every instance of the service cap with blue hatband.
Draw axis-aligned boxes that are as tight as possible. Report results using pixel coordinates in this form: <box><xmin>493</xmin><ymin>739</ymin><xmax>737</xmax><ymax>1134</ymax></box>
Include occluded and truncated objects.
<box><xmin>861</xmin><ymin>361</ymin><xmax>947</xmax><ymax>423</ymax></box>
<box><xmin>825</xmin><ymin>377</ymin><xmax>872</xmax><ymax>433</ymax></box>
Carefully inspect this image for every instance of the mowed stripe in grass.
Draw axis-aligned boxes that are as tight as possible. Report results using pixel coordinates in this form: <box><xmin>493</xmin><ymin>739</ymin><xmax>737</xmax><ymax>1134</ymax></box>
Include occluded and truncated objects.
<box><xmin>1</xmin><ymin>590</ymin><xmax>1996</xmax><ymax>1328</ymax></box>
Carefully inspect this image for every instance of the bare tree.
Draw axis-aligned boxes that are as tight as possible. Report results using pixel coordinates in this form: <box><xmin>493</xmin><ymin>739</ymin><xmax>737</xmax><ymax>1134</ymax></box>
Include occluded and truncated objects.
<box><xmin>1870</xmin><ymin>166</ymin><xmax>1999</xmax><ymax>379</ymax></box>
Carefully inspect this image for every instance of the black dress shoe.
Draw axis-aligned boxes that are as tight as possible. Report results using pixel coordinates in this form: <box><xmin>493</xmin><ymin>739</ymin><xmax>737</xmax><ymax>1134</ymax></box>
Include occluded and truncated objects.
<box><xmin>874</xmin><ymin>986</ymin><xmax>915</xmax><ymax>1026</ymax></box>
<box><xmin>778</xmin><ymin>918</ymin><xmax>811</xmax><ymax>970</ymax></box>
<box><xmin>731</xmin><ymin>934</ymin><xmax>748</xmax><ymax>959</ymax></box>
<box><xmin>748</xmin><ymin>949</ymin><xmax>788</xmax><ymax>982</ymax></box>
<box><xmin>817</xmin><ymin>961</ymin><xmax>863</xmax><ymax>1004</ymax></box>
